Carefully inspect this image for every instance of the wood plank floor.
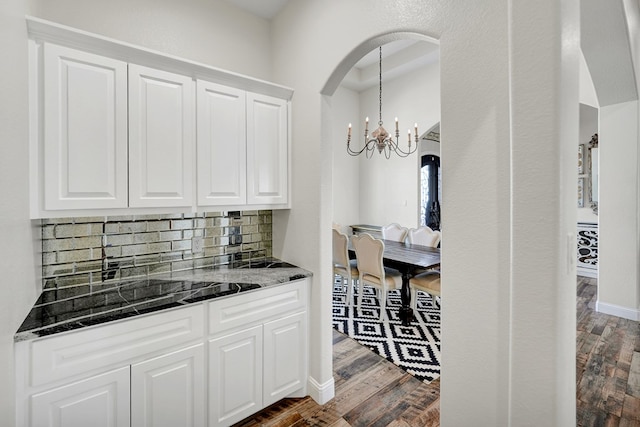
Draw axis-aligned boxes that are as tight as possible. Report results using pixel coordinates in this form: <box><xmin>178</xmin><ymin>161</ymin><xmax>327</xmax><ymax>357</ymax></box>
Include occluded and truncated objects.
<box><xmin>234</xmin><ymin>277</ymin><xmax>640</xmax><ymax>427</ymax></box>
<box><xmin>577</xmin><ymin>277</ymin><xmax>640</xmax><ymax>426</ymax></box>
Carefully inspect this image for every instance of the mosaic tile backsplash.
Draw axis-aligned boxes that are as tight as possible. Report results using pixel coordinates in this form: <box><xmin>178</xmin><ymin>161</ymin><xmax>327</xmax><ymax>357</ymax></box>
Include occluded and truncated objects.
<box><xmin>41</xmin><ymin>211</ymin><xmax>272</xmax><ymax>291</ymax></box>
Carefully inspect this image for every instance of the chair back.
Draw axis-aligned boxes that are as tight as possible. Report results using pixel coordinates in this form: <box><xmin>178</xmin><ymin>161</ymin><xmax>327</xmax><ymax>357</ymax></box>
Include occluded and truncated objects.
<box><xmin>332</xmin><ymin>228</ymin><xmax>350</xmax><ymax>268</ymax></box>
<box><xmin>408</xmin><ymin>226</ymin><xmax>441</xmax><ymax>248</ymax></box>
<box><xmin>352</xmin><ymin>233</ymin><xmax>385</xmax><ymax>282</ymax></box>
<box><xmin>381</xmin><ymin>223</ymin><xmax>408</xmax><ymax>242</ymax></box>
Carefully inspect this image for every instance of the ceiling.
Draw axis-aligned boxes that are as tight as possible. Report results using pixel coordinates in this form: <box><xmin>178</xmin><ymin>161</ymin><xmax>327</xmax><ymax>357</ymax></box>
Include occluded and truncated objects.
<box><xmin>224</xmin><ymin>0</ymin><xmax>638</xmax><ymax>103</ymax></box>
<box><xmin>222</xmin><ymin>0</ymin><xmax>439</xmax><ymax>92</ymax></box>
<box><xmin>341</xmin><ymin>40</ymin><xmax>439</xmax><ymax>92</ymax></box>
<box><xmin>223</xmin><ymin>0</ymin><xmax>289</xmax><ymax>19</ymax></box>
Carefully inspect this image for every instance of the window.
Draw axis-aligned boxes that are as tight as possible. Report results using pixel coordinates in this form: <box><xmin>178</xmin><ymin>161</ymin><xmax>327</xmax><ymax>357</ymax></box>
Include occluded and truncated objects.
<box><xmin>420</xmin><ymin>155</ymin><xmax>441</xmax><ymax>229</ymax></box>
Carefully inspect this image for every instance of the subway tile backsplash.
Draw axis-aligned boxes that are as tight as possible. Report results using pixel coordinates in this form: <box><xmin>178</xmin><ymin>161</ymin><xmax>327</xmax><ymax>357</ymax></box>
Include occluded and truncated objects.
<box><xmin>41</xmin><ymin>211</ymin><xmax>272</xmax><ymax>291</ymax></box>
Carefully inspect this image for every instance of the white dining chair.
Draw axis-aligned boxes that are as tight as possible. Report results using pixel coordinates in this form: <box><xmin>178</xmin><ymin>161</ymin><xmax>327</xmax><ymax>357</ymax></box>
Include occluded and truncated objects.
<box><xmin>407</xmin><ymin>226</ymin><xmax>441</xmax><ymax>248</ymax></box>
<box><xmin>352</xmin><ymin>233</ymin><xmax>402</xmax><ymax>321</ymax></box>
<box><xmin>409</xmin><ymin>270</ymin><xmax>441</xmax><ymax>313</ymax></box>
<box><xmin>332</xmin><ymin>228</ymin><xmax>358</xmax><ymax>305</ymax></box>
<box><xmin>381</xmin><ymin>223</ymin><xmax>408</xmax><ymax>243</ymax></box>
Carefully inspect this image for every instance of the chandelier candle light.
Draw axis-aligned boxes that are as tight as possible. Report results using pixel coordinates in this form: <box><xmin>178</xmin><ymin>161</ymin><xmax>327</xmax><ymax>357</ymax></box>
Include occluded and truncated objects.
<box><xmin>347</xmin><ymin>46</ymin><xmax>419</xmax><ymax>158</ymax></box>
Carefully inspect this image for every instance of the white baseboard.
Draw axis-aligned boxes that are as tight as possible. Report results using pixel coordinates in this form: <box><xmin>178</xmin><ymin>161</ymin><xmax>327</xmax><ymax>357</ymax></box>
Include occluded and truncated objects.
<box><xmin>306</xmin><ymin>375</ymin><xmax>335</xmax><ymax>405</ymax></box>
<box><xmin>577</xmin><ymin>268</ymin><xmax>597</xmax><ymax>279</ymax></box>
<box><xmin>596</xmin><ymin>300</ymin><xmax>640</xmax><ymax>321</ymax></box>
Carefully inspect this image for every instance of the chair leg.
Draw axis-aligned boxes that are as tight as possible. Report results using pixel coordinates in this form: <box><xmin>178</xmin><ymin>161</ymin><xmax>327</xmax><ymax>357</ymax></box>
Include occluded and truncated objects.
<box><xmin>344</xmin><ymin>276</ymin><xmax>350</xmax><ymax>305</ymax></box>
<box><xmin>379</xmin><ymin>289</ymin><xmax>386</xmax><ymax>321</ymax></box>
<box><xmin>411</xmin><ymin>289</ymin><xmax>418</xmax><ymax>312</ymax></box>
<box><xmin>350</xmin><ymin>278</ymin><xmax>359</xmax><ymax>306</ymax></box>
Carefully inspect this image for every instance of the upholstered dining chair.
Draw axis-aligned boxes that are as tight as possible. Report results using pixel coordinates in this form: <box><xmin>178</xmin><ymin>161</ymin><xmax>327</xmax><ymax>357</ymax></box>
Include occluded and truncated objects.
<box><xmin>332</xmin><ymin>228</ymin><xmax>359</xmax><ymax>305</ymax></box>
<box><xmin>409</xmin><ymin>270</ymin><xmax>441</xmax><ymax>314</ymax></box>
<box><xmin>381</xmin><ymin>223</ymin><xmax>408</xmax><ymax>243</ymax></box>
<box><xmin>407</xmin><ymin>226</ymin><xmax>441</xmax><ymax>248</ymax></box>
<box><xmin>352</xmin><ymin>233</ymin><xmax>403</xmax><ymax>321</ymax></box>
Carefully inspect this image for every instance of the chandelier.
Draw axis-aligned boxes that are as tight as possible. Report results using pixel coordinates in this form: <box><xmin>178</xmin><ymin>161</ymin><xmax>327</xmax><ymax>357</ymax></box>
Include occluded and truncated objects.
<box><xmin>347</xmin><ymin>46</ymin><xmax>419</xmax><ymax>158</ymax></box>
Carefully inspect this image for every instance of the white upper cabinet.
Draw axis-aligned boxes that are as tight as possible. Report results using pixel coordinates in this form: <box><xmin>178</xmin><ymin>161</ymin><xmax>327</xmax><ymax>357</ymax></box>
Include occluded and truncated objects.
<box><xmin>42</xmin><ymin>43</ymin><xmax>128</xmax><ymax>210</ymax></box>
<box><xmin>196</xmin><ymin>81</ymin><xmax>247</xmax><ymax>206</ymax></box>
<box><xmin>246</xmin><ymin>93</ymin><xmax>288</xmax><ymax>206</ymax></box>
<box><xmin>128</xmin><ymin>65</ymin><xmax>195</xmax><ymax>208</ymax></box>
<box><xmin>28</xmin><ymin>18</ymin><xmax>292</xmax><ymax>217</ymax></box>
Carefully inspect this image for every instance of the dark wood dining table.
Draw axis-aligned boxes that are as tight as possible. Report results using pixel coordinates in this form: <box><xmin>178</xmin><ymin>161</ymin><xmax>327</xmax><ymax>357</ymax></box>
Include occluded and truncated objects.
<box><xmin>348</xmin><ymin>238</ymin><xmax>441</xmax><ymax>325</ymax></box>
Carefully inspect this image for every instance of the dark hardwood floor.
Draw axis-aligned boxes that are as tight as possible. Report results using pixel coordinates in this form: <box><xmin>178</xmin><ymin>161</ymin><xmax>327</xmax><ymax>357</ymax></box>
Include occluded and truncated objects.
<box><xmin>235</xmin><ymin>277</ymin><xmax>640</xmax><ymax>427</ymax></box>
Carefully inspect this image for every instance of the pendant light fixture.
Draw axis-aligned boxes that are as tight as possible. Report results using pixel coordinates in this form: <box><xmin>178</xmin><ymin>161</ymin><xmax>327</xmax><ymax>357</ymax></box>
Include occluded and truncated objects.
<box><xmin>347</xmin><ymin>46</ymin><xmax>419</xmax><ymax>158</ymax></box>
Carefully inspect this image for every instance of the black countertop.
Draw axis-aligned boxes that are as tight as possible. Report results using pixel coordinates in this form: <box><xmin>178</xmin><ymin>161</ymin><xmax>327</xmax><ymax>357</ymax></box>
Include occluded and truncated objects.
<box><xmin>15</xmin><ymin>258</ymin><xmax>312</xmax><ymax>342</ymax></box>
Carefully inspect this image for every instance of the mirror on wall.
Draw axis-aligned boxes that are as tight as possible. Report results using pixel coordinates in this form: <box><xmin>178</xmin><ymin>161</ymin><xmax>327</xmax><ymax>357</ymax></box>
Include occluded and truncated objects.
<box><xmin>588</xmin><ymin>133</ymin><xmax>598</xmax><ymax>214</ymax></box>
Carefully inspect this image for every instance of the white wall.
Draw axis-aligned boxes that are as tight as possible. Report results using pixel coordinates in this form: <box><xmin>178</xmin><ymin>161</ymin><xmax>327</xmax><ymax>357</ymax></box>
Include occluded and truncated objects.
<box><xmin>598</xmin><ymin>100</ymin><xmax>640</xmax><ymax>319</ymax></box>
<box><xmin>270</xmin><ymin>1</ymin><xmax>577</xmax><ymax>425</ymax></box>
<box><xmin>331</xmin><ymin>86</ymin><xmax>361</xmax><ymax>229</ymax></box>
<box><xmin>580</xmin><ymin>52</ymin><xmax>599</xmax><ymax>108</ymax></box>
<box><xmin>0</xmin><ymin>2</ymin><xmax>41</xmax><ymax>424</ymax></box>
<box><xmin>582</xmin><ymin>0</ymin><xmax>640</xmax><ymax>322</ymax></box>
<box><xmin>26</xmin><ymin>0</ymin><xmax>273</xmax><ymax>82</ymax></box>
<box><xmin>357</xmin><ymin>60</ymin><xmax>441</xmax><ymax>229</ymax></box>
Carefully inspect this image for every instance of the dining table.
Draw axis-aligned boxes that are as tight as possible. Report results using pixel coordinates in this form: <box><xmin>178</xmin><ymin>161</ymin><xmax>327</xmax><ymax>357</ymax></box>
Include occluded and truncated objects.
<box><xmin>348</xmin><ymin>237</ymin><xmax>441</xmax><ymax>325</ymax></box>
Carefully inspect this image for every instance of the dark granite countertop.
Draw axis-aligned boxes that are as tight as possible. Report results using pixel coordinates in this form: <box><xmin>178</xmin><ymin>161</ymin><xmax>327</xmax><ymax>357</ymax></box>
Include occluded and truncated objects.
<box><xmin>15</xmin><ymin>258</ymin><xmax>312</xmax><ymax>342</ymax></box>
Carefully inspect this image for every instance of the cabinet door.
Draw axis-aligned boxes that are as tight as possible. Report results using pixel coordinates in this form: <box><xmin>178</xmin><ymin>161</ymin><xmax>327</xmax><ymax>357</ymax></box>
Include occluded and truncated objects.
<box><xmin>209</xmin><ymin>326</ymin><xmax>262</xmax><ymax>427</ymax></box>
<box><xmin>246</xmin><ymin>93</ymin><xmax>288</xmax><ymax>205</ymax></box>
<box><xmin>43</xmin><ymin>43</ymin><xmax>128</xmax><ymax>210</ymax></box>
<box><xmin>129</xmin><ymin>64</ymin><xmax>194</xmax><ymax>207</ymax></box>
<box><xmin>131</xmin><ymin>344</ymin><xmax>205</xmax><ymax>427</ymax></box>
<box><xmin>30</xmin><ymin>366</ymin><xmax>130</xmax><ymax>427</ymax></box>
<box><xmin>263</xmin><ymin>311</ymin><xmax>306</xmax><ymax>406</ymax></box>
<box><xmin>196</xmin><ymin>81</ymin><xmax>246</xmax><ymax>206</ymax></box>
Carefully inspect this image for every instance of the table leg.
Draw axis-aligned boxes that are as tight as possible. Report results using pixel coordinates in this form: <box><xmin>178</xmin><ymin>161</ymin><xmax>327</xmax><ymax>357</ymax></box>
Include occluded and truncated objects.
<box><xmin>399</xmin><ymin>271</ymin><xmax>413</xmax><ymax>325</ymax></box>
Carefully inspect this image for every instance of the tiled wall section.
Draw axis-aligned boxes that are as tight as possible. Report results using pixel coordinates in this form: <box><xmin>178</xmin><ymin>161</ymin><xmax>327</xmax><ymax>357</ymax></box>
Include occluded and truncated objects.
<box><xmin>42</xmin><ymin>211</ymin><xmax>272</xmax><ymax>290</ymax></box>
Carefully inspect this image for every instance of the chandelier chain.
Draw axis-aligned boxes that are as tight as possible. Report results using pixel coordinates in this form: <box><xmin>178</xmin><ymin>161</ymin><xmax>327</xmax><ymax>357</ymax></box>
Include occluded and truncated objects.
<box><xmin>378</xmin><ymin>46</ymin><xmax>383</xmax><ymax>125</ymax></box>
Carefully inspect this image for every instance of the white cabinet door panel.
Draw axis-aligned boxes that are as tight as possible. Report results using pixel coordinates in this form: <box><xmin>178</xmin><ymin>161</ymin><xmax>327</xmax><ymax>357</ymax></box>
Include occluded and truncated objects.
<box><xmin>263</xmin><ymin>311</ymin><xmax>306</xmax><ymax>406</ymax></box>
<box><xmin>209</xmin><ymin>326</ymin><xmax>262</xmax><ymax>427</ymax></box>
<box><xmin>246</xmin><ymin>93</ymin><xmax>288</xmax><ymax>205</ymax></box>
<box><xmin>196</xmin><ymin>81</ymin><xmax>247</xmax><ymax>206</ymax></box>
<box><xmin>30</xmin><ymin>366</ymin><xmax>130</xmax><ymax>427</ymax></box>
<box><xmin>43</xmin><ymin>43</ymin><xmax>128</xmax><ymax>210</ymax></box>
<box><xmin>129</xmin><ymin>64</ymin><xmax>194</xmax><ymax>207</ymax></box>
<box><xmin>131</xmin><ymin>344</ymin><xmax>205</xmax><ymax>427</ymax></box>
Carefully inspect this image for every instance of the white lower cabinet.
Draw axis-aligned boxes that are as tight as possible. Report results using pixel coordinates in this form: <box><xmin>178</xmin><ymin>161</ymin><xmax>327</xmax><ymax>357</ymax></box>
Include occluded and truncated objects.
<box><xmin>16</xmin><ymin>279</ymin><xmax>309</xmax><ymax>427</ymax></box>
<box><xmin>209</xmin><ymin>326</ymin><xmax>263</xmax><ymax>427</ymax></box>
<box><xmin>208</xmin><ymin>313</ymin><xmax>307</xmax><ymax>427</ymax></box>
<box><xmin>263</xmin><ymin>312</ymin><xmax>306</xmax><ymax>407</ymax></box>
<box><xmin>131</xmin><ymin>344</ymin><xmax>205</xmax><ymax>427</ymax></box>
<box><xmin>207</xmin><ymin>280</ymin><xmax>308</xmax><ymax>427</ymax></box>
<box><xmin>30</xmin><ymin>366</ymin><xmax>131</xmax><ymax>427</ymax></box>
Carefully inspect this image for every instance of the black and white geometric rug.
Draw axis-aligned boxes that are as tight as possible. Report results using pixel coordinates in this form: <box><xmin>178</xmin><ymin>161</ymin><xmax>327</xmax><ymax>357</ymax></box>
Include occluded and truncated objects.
<box><xmin>332</xmin><ymin>276</ymin><xmax>441</xmax><ymax>383</ymax></box>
